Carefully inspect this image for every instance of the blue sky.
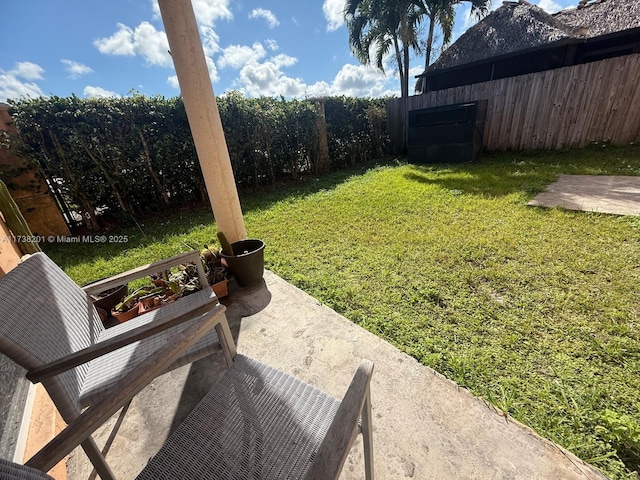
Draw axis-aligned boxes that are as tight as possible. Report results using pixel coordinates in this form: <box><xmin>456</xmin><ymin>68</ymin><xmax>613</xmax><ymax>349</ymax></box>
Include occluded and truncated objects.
<box><xmin>0</xmin><ymin>0</ymin><xmax>572</xmax><ymax>103</ymax></box>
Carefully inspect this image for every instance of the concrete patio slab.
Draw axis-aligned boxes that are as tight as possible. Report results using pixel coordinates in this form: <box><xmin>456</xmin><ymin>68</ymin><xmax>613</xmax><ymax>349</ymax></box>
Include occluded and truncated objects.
<box><xmin>67</xmin><ymin>271</ymin><xmax>608</xmax><ymax>480</ymax></box>
<box><xmin>528</xmin><ymin>174</ymin><xmax>640</xmax><ymax>216</ymax></box>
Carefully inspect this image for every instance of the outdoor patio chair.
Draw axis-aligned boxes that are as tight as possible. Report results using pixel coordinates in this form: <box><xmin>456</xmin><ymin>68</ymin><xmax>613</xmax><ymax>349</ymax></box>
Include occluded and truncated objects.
<box><xmin>0</xmin><ymin>251</ymin><xmax>236</xmax><ymax>480</ymax></box>
<box><xmin>23</xmin><ymin>354</ymin><xmax>375</xmax><ymax>480</ymax></box>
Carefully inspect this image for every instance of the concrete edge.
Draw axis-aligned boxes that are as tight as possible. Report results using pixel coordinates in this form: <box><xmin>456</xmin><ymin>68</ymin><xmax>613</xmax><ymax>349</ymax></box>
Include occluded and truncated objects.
<box><xmin>13</xmin><ymin>382</ymin><xmax>36</xmax><ymax>463</ymax></box>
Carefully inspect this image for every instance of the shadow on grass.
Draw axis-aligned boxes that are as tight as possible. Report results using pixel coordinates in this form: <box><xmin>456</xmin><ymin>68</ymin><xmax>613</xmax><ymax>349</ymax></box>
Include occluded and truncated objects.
<box><xmin>403</xmin><ymin>145</ymin><xmax>640</xmax><ymax>198</ymax></box>
<box><xmin>44</xmin><ymin>157</ymin><xmax>400</xmax><ymax>270</ymax></box>
<box><xmin>44</xmin><ymin>145</ymin><xmax>640</xmax><ymax>270</ymax></box>
<box><xmin>238</xmin><ymin>157</ymin><xmax>401</xmax><ymax>211</ymax></box>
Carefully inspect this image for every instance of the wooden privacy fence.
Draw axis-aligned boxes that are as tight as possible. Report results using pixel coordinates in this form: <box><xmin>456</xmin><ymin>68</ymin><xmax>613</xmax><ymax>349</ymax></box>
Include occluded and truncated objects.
<box><xmin>387</xmin><ymin>53</ymin><xmax>640</xmax><ymax>152</ymax></box>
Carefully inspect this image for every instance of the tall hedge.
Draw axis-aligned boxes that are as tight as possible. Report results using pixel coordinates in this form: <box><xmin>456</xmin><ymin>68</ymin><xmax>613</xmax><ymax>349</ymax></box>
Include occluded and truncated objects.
<box><xmin>6</xmin><ymin>93</ymin><xmax>389</xmax><ymax>229</ymax></box>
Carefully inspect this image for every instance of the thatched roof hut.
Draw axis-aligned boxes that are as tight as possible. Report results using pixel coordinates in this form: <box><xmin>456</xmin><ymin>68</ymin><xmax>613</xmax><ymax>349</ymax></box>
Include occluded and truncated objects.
<box><xmin>429</xmin><ymin>3</ymin><xmax>575</xmax><ymax>71</ymax></box>
<box><xmin>554</xmin><ymin>0</ymin><xmax>640</xmax><ymax>38</ymax></box>
<box><xmin>419</xmin><ymin>0</ymin><xmax>640</xmax><ymax>92</ymax></box>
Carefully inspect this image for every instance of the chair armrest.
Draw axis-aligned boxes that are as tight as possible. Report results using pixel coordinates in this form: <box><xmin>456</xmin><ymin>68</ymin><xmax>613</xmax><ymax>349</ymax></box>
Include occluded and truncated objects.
<box><xmin>24</xmin><ymin>306</ymin><xmax>226</xmax><ymax>473</ymax></box>
<box><xmin>27</xmin><ymin>296</ymin><xmax>224</xmax><ymax>384</ymax></box>
<box><xmin>304</xmin><ymin>359</ymin><xmax>374</xmax><ymax>480</ymax></box>
<box><xmin>82</xmin><ymin>251</ymin><xmax>207</xmax><ymax>296</ymax></box>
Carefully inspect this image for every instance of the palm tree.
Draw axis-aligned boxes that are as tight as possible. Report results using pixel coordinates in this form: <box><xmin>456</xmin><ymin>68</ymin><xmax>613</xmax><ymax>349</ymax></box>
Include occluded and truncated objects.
<box><xmin>345</xmin><ymin>0</ymin><xmax>422</xmax><ymax>98</ymax></box>
<box><xmin>420</xmin><ymin>0</ymin><xmax>491</xmax><ymax>71</ymax></box>
<box><xmin>418</xmin><ymin>0</ymin><xmax>455</xmax><ymax>71</ymax></box>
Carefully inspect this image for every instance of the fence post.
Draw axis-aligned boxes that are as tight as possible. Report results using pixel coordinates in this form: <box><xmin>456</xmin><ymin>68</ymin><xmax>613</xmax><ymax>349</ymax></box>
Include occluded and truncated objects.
<box><xmin>310</xmin><ymin>98</ymin><xmax>330</xmax><ymax>173</ymax></box>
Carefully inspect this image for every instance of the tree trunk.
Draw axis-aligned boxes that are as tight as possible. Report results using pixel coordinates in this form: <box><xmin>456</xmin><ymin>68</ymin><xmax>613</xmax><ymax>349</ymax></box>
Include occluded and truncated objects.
<box><xmin>424</xmin><ymin>13</ymin><xmax>436</xmax><ymax>71</ymax></box>
<box><xmin>138</xmin><ymin>131</ymin><xmax>170</xmax><ymax>206</ymax></box>
<box><xmin>392</xmin><ymin>37</ymin><xmax>406</xmax><ymax>98</ymax></box>
<box><xmin>78</xmin><ymin>139</ymin><xmax>135</xmax><ymax>216</ymax></box>
<box><xmin>400</xmin><ymin>15</ymin><xmax>411</xmax><ymax>99</ymax></box>
<box><xmin>403</xmin><ymin>45</ymin><xmax>410</xmax><ymax>99</ymax></box>
<box><xmin>49</xmin><ymin>132</ymin><xmax>100</xmax><ymax>230</ymax></box>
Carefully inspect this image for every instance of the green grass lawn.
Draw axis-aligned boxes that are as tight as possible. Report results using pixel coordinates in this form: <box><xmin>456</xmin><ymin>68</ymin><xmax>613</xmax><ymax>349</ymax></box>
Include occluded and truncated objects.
<box><xmin>45</xmin><ymin>144</ymin><xmax>640</xmax><ymax>479</ymax></box>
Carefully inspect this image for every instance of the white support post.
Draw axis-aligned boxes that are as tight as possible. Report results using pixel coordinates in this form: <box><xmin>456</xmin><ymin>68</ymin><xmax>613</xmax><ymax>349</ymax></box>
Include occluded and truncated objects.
<box><xmin>158</xmin><ymin>0</ymin><xmax>247</xmax><ymax>243</ymax></box>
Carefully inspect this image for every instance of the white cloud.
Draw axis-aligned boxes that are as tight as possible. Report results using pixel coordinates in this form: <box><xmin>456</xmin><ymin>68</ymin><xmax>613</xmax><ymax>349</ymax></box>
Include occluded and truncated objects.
<box><xmin>167</xmin><ymin>75</ymin><xmax>179</xmax><ymax>89</ymax></box>
<box><xmin>0</xmin><ymin>62</ymin><xmax>45</xmax><ymax>101</ymax></box>
<box><xmin>329</xmin><ymin>64</ymin><xmax>392</xmax><ymax>96</ymax></box>
<box><xmin>94</xmin><ymin>22</ymin><xmax>172</xmax><ymax>67</ymax></box>
<box><xmin>94</xmin><ymin>23</ymin><xmax>136</xmax><ymax>56</ymax></box>
<box><xmin>192</xmin><ymin>0</ymin><xmax>233</xmax><ymax>26</ymax></box>
<box><xmin>229</xmin><ymin>54</ymin><xmax>397</xmax><ymax>99</ymax></box>
<box><xmin>13</xmin><ymin>62</ymin><xmax>45</xmax><ymax>81</ymax></box>
<box><xmin>199</xmin><ymin>26</ymin><xmax>221</xmax><ymax>56</ymax></box>
<box><xmin>323</xmin><ymin>0</ymin><xmax>345</xmax><ymax>31</ymax></box>
<box><xmin>537</xmin><ymin>0</ymin><xmax>563</xmax><ymax>13</ymax></box>
<box><xmin>265</xmin><ymin>39</ymin><xmax>279</xmax><ymax>52</ymax></box>
<box><xmin>218</xmin><ymin>43</ymin><xmax>267</xmax><ymax>69</ymax></box>
<box><xmin>100</xmin><ymin>1</ymin><xmax>228</xmax><ymax>92</ymax></box>
<box><xmin>205</xmin><ymin>55</ymin><xmax>219</xmax><ymax>82</ymax></box>
<box><xmin>272</xmin><ymin>54</ymin><xmax>297</xmax><ymax>69</ymax></box>
<box><xmin>238</xmin><ymin>60</ymin><xmax>305</xmax><ymax>97</ymax></box>
<box><xmin>151</xmin><ymin>0</ymin><xmax>232</xmax><ymax>27</ymax></box>
<box><xmin>167</xmin><ymin>55</ymin><xmax>218</xmax><ymax>91</ymax></box>
<box><xmin>249</xmin><ymin>8</ymin><xmax>280</xmax><ymax>28</ymax></box>
<box><xmin>61</xmin><ymin>59</ymin><xmax>93</xmax><ymax>79</ymax></box>
<box><xmin>83</xmin><ymin>86</ymin><xmax>120</xmax><ymax>98</ymax></box>
<box><xmin>460</xmin><ymin>5</ymin><xmax>478</xmax><ymax>32</ymax></box>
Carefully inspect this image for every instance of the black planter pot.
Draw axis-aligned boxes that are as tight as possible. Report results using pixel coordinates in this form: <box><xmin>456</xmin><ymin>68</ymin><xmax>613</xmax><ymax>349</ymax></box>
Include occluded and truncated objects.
<box><xmin>85</xmin><ymin>283</ymin><xmax>128</xmax><ymax>312</ymax></box>
<box><xmin>220</xmin><ymin>239</ymin><xmax>265</xmax><ymax>286</ymax></box>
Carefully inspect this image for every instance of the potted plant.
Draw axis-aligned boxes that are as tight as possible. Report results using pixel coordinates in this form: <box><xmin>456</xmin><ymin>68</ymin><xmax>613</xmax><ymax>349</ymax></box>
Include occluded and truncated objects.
<box><xmin>201</xmin><ymin>245</ymin><xmax>230</xmax><ymax>298</ymax></box>
<box><xmin>111</xmin><ymin>285</ymin><xmax>168</xmax><ymax>322</ymax></box>
<box><xmin>145</xmin><ymin>248</ymin><xmax>231</xmax><ymax>304</ymax></box>
<box><xmin>217</xmin><ymin>232</ymin><xmax>265</xmax><ymax>286</ymax></box>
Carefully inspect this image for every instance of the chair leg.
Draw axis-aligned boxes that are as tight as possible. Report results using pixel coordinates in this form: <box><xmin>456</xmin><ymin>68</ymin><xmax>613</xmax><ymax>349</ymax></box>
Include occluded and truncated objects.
<box><xmin>81</xmin><ymin>436</ymin><xmax>116</xmax><ymax>480</ymax></box>
<box><xmin>215</xmin><ymin>313</ymin><xmax>237</xmax><ymax>367</ymax></box>
<box><xmin>361</xmin><ymin>384</ymin><xmax>375</xmax><ymax>480</ymax></box>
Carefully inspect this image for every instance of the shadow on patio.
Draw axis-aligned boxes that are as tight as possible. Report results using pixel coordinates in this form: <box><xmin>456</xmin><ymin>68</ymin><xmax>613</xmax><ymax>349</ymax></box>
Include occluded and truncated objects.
<box><xmin>66</xmin><ymin>271</ymin><xmax>607</xmax><ymax>480</ymax></box>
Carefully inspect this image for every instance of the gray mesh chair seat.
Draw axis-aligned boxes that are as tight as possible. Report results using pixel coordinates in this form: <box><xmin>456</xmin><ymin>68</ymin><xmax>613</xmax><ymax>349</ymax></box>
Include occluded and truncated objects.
<box><xmin>4</xmin><ymin>355</ymin><xmax>374</xmax><ymax>480</ymax></box>
<box><xmin>78</xmin><ymin>290</ymin><xmax>221</xmax><ymax>406</ymax></box>
<box><xmin>0</xmin><ymin>252</ymin><xmax>236</xmax><ymax>479</ymax></box>
<box><xmin>137</xmin><ymin>355</ymin><xmax>374</xmax><ymax>480</ymax></box>
<box><xmin>0</xmin><ymin>458</ymin><xmax>54</xmax><ymax>480</ymax></box>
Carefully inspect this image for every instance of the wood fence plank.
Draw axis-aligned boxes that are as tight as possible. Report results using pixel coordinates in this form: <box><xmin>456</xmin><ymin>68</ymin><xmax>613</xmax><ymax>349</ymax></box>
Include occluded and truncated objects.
<box><xmin>587</xmin><ymin>59</ymin><xmax>616</xmax><ymax>145</ymax></box>
<box><xmin>595</xmin><ymin>56</ymin><xmax>626</xmax><ymax>142</ymax></box>
<box><xmin>556</xmin><ymin>63</ymin><xmax>586</xmax><ymax>148</ymax></box>
<box><xmin>387</xmin><ymin>53</ymin><xmax>640</xmax><ymax>152</ymax></box>
<box><xmin>562</xmin><ymin>61</ymin><xmax>595</xmax><ymax>148</ymax></box>
<box><xmin>513</xmin><ymin>73</ymin><xmax>535</xmax><ymax>150</ymax></box>
<box><xmin>508</xmin><ymin>75</ymin><xmax>528</xmax><ymax>149</ymax></box>
<box><xmin>537</xmin><ymin>69</ymin><xmax>557</xmax><ymax>150</ymax></box>
<box><xmin>620</xmin><ymin>70</ymin><xmax>640</xmax><ymax>143</ymax></box>
<box><xmin>489</xmin><ymin>78</ymin><xmax>510</xmax><ymax>149</ymax></box>
<box><xmin>573</xmin><ymin>60</ymin><xmax>608</xmax><ymax>147</ymax></box>
<box><xmin>610</xmin><ymin>55</ymin><xmax>640</xmax><ymax>143</ymax></box>
<box><xmin>534</xmin><ymin>70</ymin><xmax>559</xmax><ymax>150</ymax></box>
<box><xmin>489</xmin><ymin>78</ymin><xmax>509</xmax><ymax>150</ymax></box>
<box><xmin>480</xmin><ymin>80</ymin><xmax>499</xmax><ymax>150</ymax></box>
<box><xmin>548</xmin><ymin>66</ymin><xmax>578</xmax><ymax>149</ymax></box>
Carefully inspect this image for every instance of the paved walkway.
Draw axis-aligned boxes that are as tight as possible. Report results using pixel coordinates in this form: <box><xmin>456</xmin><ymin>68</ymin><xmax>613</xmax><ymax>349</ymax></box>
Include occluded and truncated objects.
<box><xmin>529</xmin><ymin>175</ymin><xmax>640</xmax><ymax>216</ymax></box>
<box><xmin>68</xmin><ymin>272</ymin><xmax>609</xmax><ymax>479</ymax></box>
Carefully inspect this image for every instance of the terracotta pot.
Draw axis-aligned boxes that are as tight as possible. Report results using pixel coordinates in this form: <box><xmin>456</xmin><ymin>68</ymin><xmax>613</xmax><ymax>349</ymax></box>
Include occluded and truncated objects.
<box><xmin>138</xmin><ymin>297</ymin><xmax>162</xmax><ymax>315</ymax></box>
<box><xmin>96</xmin><ymin>307</ymin><xmax>109</xmax><ymax>325</ymax></box>
<box><xmin>211</xmin><ymin>279</ymin><xmax>229</xmax><ymax>299</ymax></box>
<box><xmin>111</xmin><ymin>304</ymin><xmax>140</xmax><ymax>323</ymax></box>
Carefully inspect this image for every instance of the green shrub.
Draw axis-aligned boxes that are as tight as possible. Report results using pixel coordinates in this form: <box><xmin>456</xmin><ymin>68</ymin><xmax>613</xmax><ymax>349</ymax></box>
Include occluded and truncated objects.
<box><xmin>6</xmin><ymin>93</ymin><xmax>389</xmax><ymax>230</ymax></box>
